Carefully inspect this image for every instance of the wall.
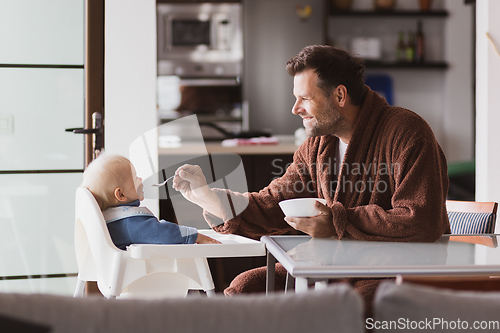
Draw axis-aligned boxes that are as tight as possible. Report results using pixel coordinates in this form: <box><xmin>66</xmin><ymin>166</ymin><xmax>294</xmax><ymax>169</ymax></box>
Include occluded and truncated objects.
<box><xmin>243</xmin><ymin>0</ymin><xmax>325</xmax><ymax>135</ymax></box>
<box><xmin>476</xmin><ymin>0</ymin><xmax>500</xmax><ymax>232</ymax></box>
<box><xmin>442</xmin><ymin>0</ymin><xmax>474</xmax><ymax>164</ymax></box>
<box><xmin>105</xmin><ymin>0</ymin><xmax>159</xmax><ymax>214</ymax></box>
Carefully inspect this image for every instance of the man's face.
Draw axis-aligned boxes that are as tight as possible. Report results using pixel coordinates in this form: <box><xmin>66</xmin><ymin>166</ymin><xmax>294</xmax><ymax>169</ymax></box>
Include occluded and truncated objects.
<box><xmin>292</xmin><ymin>68</ymin><xmax>347</xmax><ymax>137</ymax></box>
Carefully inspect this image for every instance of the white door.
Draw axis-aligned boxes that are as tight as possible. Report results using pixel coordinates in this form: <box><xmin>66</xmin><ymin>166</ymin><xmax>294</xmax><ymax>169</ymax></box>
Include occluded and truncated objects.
<box><xmin>0</xmin><ymin>0</ymin><xmax>88</xmax><ymax>295</ymax></box>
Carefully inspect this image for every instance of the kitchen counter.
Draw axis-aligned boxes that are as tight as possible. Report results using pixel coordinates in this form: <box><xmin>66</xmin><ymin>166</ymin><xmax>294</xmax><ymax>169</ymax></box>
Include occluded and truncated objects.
<box><xmin>158</xmin><ymin>135</ymin><xmax>300</xmax><ymax>156</ymax></box>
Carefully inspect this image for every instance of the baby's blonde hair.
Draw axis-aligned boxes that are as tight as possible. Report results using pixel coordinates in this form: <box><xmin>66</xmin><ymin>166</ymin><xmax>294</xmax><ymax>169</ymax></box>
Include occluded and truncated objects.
<box><xmin>81</xmin><ymin>152</ymin><xmax>133</xmax><ymax>210</ymax></box>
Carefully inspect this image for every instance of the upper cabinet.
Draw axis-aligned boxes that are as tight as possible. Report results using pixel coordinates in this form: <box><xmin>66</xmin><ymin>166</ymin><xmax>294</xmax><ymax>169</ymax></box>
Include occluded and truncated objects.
<box><xmin>327</xmin><ymin>0</ymin><xmax>449</xmax><ymax>69</ymax></box>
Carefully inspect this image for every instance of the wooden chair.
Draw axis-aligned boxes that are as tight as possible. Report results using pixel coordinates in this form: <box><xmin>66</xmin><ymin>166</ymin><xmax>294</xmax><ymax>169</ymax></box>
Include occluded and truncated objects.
<box><xmin>396</xmin><ymin>275</ymin><xmax>500</xmax><ymax>291</ymax></box>
<box><xmin>446</xmin><ymin>200</ymin><xmax>498</xmax><ymax>234</ymax></box>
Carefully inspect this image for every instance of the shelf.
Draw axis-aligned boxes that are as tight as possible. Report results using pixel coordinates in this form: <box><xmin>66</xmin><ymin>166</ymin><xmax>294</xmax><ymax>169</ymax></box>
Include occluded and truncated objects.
<box><xmin>363</xmin><ymin>61</ymin><xmax>448</xmax><ymax>69</ymax></box>
<box><xmin>330</xmin><ymin>9</ymin><xmax>449</xmax><ymax>17</ymax></box>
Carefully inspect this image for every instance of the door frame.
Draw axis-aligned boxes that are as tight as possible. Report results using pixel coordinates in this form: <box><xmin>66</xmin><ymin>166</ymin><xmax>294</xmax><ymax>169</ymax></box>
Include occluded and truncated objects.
<box><xmin>85</xmin><ymin>0</ymin><xmax>105</xmax><ymax>165</ymax></box>
<box><xmin>84</xmin><ymin>0</ymin><xmax>105</xmax><ymax>295</ymax></box>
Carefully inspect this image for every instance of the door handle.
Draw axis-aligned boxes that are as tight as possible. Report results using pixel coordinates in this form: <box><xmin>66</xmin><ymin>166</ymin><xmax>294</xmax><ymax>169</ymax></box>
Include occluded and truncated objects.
<box><xmin>65</xmin><ymin>127</ymin><xmax>100</xmax><ymax>134</ymax></box>
<box><xmin>65</xmin><ymin>112</ymin><xmax>103</xmax><ymax>159</ymax></box>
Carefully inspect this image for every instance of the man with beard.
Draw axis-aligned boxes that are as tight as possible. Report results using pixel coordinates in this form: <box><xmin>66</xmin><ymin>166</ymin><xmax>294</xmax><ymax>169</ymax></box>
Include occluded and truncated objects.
<box><xmin>172</xmin><ymin>45</ymin><xmax>450</xmax><ymax>316</ymax></box>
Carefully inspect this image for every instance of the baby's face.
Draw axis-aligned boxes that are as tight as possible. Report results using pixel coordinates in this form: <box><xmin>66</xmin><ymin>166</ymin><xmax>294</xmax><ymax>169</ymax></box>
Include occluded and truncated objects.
<box><xmin>124</xmin><ymin>163</ymin><xmax>144</xmax><ymax>202</ymax></box>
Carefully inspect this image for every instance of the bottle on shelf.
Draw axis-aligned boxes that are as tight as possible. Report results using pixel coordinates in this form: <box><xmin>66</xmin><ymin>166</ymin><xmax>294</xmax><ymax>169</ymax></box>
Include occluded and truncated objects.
<box><xmin>415</xmin><ymin>20</ymin><xmax>425</xmax><ymax>63</ymax></box>
<box><xmin>396</xmin><ymin>31</ymin><xmax>406</xmax><ymax>62</ymax></box>
<box><xmin>405</xmin><ymin>31</ymin><xmax>415</xmax><ymax>62</ymax></box>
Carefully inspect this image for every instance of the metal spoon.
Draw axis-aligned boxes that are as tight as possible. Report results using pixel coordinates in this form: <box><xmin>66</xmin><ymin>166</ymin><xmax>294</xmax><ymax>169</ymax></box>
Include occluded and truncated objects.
<box><xmin>151</xmin><ymin>175</ymin><xmax>175</xmax><ymax>187</ymax></box>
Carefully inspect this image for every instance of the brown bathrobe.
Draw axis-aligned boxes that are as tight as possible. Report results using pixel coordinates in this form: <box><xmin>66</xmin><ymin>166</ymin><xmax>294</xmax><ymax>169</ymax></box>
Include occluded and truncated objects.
<box><xmin>204</xmin><ymin>87</ymin><xmax>450</xmax><ymax>316</ymax></box>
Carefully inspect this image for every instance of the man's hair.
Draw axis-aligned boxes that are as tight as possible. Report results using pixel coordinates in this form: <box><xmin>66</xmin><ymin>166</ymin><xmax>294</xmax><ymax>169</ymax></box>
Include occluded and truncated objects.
<box><xmin>286</xmin><ymin>45</ymin><xmax>366</xmax><ymax>105</ymax></box>
<box><xmin>81</xmin><ymin>152</ymin><xmax>132</xmax><ymax>211</ymax></box>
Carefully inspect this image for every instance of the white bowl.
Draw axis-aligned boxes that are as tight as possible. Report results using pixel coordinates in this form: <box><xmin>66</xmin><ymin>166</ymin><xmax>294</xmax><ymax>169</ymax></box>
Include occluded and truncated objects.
<box><xmin>278</xmin><ymin>198</ymin><xmax>327</xmax><ymax>217</ymax></box>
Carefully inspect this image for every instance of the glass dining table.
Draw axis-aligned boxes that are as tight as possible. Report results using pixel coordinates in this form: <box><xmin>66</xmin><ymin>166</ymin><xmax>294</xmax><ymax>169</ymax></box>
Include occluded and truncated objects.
<box><xmin>261</xmin><ymin>234</ymin><xmax>500</xmax><ymax>293</ymax></box>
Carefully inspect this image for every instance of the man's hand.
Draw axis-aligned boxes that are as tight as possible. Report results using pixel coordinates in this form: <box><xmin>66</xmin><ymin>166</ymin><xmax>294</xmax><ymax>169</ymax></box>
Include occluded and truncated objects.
<box><xmin>172</xmin><ymin>164</ymin><xmax>223</xmax><ymax>218</ymax></box>
<box><xmin>172</xmin><ymin>164</ymin><xmax>211</xmax><ymax>204</ymax></box>
<box><xmin>284</xmin><ymin>201</ymin><xmax>336</xmax><ymax>237</ymax></box>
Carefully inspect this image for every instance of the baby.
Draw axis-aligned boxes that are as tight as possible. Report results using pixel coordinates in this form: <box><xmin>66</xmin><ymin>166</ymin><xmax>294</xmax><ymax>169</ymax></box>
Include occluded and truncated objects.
<box><xmin>81</xmin><ymin>152</ymin><xmax>220</xmax><ymax>249</ymax></box>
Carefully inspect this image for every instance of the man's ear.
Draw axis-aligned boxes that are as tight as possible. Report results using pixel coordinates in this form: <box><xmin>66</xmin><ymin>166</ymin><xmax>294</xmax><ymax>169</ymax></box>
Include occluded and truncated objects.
<box><xmin>334</xmin><ymin>85</ymin><xmax>348</xmax><ymax>107</ymax></box>
<box><xmin>114</xmin><ymin>188</ymin><xmax>128</xmax><ymax>202</ymax></box>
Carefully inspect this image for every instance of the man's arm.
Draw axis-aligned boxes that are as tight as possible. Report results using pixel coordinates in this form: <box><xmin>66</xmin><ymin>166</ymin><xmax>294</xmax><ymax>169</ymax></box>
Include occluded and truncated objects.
<box><xmin>203</xmin><ymin>158</ymin><xmax>315</xmax><ymax>239</ymax></box>
<box><xmin>187</xmin><ymin>144</ymin><xmax>320</xmax><ymax>239</ymax></box>
<box><xmin>285</xmin><ymin>138</ymin><xmax>450</xmax><ymax>242</ymax></box>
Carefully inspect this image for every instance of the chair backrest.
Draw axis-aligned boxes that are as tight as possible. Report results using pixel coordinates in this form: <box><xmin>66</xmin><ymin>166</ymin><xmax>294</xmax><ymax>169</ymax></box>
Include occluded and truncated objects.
<box><xmin>365</xmin><ymin>74</ymin><xmax>394</xmax><ymax>106</ymax></box>
<box><xmin>446</xmin><ymin>200</ymin><xmax>498</xmax><ymax>234</ymax></box>
<box><xmin>74</xmin><ymin>187</ymin><xmax>126</xmax><ymax>294</ymax></box>
<box><xmin>0</xmin><ymin>283</ymin><xmax>365</xmax><ymax>333</ymax></box>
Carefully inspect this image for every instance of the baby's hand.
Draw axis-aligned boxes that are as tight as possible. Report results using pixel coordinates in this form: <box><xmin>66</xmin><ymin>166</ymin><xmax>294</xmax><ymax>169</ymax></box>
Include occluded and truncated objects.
<box><xmin>195</xmin><ymin>233</ymin><xmax>221</xmax><ymax>244</ymax></box>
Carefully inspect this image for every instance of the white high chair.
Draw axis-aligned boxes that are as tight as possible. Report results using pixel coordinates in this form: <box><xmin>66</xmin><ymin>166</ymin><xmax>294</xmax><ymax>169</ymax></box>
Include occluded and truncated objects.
<box><xmin>73</xmin><ymin>187</ymin><xmax>215</xmax><ymax>299</ymax></box>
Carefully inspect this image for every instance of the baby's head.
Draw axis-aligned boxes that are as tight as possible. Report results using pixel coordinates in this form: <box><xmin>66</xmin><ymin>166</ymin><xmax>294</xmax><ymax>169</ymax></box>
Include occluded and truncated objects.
<box><xmin>81</xmin><ymin>152</ymin><xmax>144</xmax><ymax>210</ymax></box>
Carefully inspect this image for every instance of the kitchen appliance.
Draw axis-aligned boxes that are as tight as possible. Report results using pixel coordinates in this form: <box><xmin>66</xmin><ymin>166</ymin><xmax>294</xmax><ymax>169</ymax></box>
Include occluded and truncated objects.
<box><xmin>157</xmin><ymin>3</ymin><xmax>243</xmax><ymax>78</ymax></box>
<box><xmin>157</xmin><ymin>3</ymin><xmax>246</xmax><ymax>141</ymax></box>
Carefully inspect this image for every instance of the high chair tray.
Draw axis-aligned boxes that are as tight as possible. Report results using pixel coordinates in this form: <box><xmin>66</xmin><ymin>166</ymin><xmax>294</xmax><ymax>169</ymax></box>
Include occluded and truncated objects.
<box><xmin>127</xmin><ymin>229</ymin><xmax>266</xmax><ymax>259</ymax></box>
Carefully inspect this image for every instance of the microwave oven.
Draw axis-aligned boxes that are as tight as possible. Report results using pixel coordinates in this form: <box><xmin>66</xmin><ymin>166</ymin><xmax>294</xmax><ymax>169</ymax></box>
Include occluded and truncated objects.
<box><xmin>157</xmin><ymin>3</ymin><xmax>243</xmax><ymax>77</ymax></box>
